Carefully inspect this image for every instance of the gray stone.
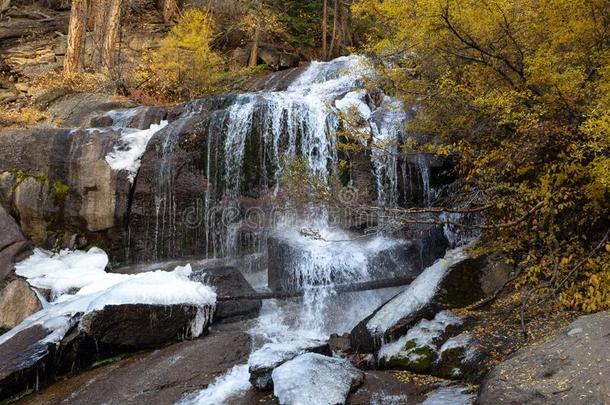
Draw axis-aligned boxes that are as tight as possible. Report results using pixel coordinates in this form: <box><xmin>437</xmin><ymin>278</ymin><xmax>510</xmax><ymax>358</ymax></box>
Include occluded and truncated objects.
<box><xmin>190</xmin><ymin>266</ymin><xmax>262</xmax><ymax>322</ymax></box>
<box><xmin>0</xmin><ymin>203</ymin><xmax>31</xmax><ymax>283</ymax></box>
<box><xmin>0</xmin><ymin>279</ymin><xmax>42</xmax><ymax>331</ymax></box>
<box><xmin>13</xmin><ymin>329</ymin><xmax>252</xmax><ymax>405</ymax></box>
<box><xmin>478</xmin><ymin>311</ymin><xmax>610</xmax><ymax>404</ymax></box>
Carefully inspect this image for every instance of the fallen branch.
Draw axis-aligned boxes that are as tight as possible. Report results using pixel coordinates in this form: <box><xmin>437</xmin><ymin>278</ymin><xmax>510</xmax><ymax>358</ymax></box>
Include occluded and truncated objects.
<box><xmin>217</xmin><ymin>275</ymin><xmax>416</xmax><ymax>302</ymax></box>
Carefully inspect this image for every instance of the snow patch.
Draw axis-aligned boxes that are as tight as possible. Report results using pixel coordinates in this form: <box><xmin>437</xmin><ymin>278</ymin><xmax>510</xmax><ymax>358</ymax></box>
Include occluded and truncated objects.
<box><xmin>105</xmin><ymin>120</ymin><xmax>168</xmax><ymax>181</ymax></box>
<box><xmin>2</xmin><ymin>248</ymin><xmax>216</xmax><ymax>346</ymax></box>
<box><xmin>366</xmin><ymin>246</ymin><xmax>469</xmax><ymax>336</ymax></box>
<box><xmin>272</xmin><ymin>353</ymin><xmax>363</xmax><ymax>405</ymax></box>
<box><xmin>378</xmin><ymin>311</ymin><xmax>463</xmax><ymax>361</ymax></box>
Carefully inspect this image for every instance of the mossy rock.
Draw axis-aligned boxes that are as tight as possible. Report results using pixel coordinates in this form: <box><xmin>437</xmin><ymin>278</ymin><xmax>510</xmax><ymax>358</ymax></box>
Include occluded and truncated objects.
<box><xmin>384</xmin><ymin>345</ymin><xmax>437</xmax><ymax>373</ymax></box>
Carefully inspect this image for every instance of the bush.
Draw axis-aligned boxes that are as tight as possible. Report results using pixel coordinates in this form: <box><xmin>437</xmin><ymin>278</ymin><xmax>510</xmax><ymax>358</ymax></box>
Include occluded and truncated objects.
<box><xmin>134</xmin><ymin>8</ymin><xmax>228</xmax><ymax>102</ymax></box>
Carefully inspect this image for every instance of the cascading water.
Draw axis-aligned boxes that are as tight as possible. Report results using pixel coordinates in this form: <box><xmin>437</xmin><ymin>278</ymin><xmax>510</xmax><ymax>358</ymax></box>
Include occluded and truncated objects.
<box><xmin>95</xmin><ymin>56</ymin><xmax>475</xmax><ymax>404</ymax></box>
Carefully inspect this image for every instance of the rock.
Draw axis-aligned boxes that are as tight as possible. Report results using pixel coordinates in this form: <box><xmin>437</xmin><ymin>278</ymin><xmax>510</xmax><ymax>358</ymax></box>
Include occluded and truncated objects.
<box><xmin>0</xmin><ymin>0</ymin><xmax>9</xmax><ymax>14</ymax></box>
<box><xmin>248</xmin><ymin>339</ymin><xmax>331</xmax><ymax>391</ymax></box>
<box><xmin>347</xmin><ymin>370</ymin><xmax>429</xmax><ymax>404</ymax></box>
<box><xmin>15</xmin><ymin>329</ymin><xmax>252</xmax><ymax>405</ymax></box>
<box><xmin>329</xmin><ymin>333</ymin><xmax>352</xmax><ymax>353</ymax></box>
<box><xmin>33</xmin><ymin>87</ymin><xmax>70</xmax><ymax>110</ymax></box>
<box><xmin>0</xmin><ymin>127</ymin><xmax>131</xmax><ymax>255</ymax></box>
<box><xmin>0</xmin><ymin>203</ymin><xmax>32</xmax><ymax>283</ymax></box>
<box><xmin>272</xmin><ymin>353</ymin><xmax>364</xmax><ymax>405</ymax></box>
<box><xmin>376</xmin><ymin>310</ymin><xmax>465</xmax><ymax>375</ymax></box>
<box><xmin>0</xmin><ymin>279</ymin><xmax>42</xmax><ymax>331</ymax></box>
<box><xmin>78</xmin><ymin>304</ymin><xmax>210</xmax><ymax>348</ymax></box>
<box><xmin>435</xmin><ymin>332</ymin><xmax>483</xmax><ymax>380</ymax></box>
<box><xmin>350</xmin><ymin>247</ymin><xmax>512</xmax><ymax>353</ymax></box>
<box><xmin>435</xmin><ymin>253</ymin><xmax>513</xmax><ymax>309</ymax></box>
<box><xmin>478</xmin><ymin>311</ymin><xmax>610</xmax><ymax>405</ymax></box>
<box><xmin>0</xmin><ymin>301</ymin><xmax>214</xmax><ymax>400</ymax></box>
<box><xmin>190</xmin><ymin>266</ymin><xmax>261</xmax><ymax>322</ymax></box>
<box><xmin>267</xmin><ymin>234</ymin><xmax>421</xmax><ymax>293</ymax></box>
<box><xmin>45</xmin><ymin>93</ymin><xmax>135</xmax><ymax>128</ymax></box>
<box><xmin>252</xmin><ymin>43</ymin><xmax>300</xmax><ymax>71</ymax></box>
<box><xmin>350</xmin><ymin>248</ymin><xmax>469</xmax><ymax>353</ymax></box>
<box><xmin>0</xmin><ymin>319</ymin><xmax>76</xmax><ymax>400</ymax></box>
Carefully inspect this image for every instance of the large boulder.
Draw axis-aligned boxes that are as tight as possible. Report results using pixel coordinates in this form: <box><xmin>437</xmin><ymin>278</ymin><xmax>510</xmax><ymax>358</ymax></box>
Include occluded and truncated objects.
<box><xmin>0</xmin><ymin>127</ymin><xmax>131</xmax><ymax>257</ymax></box>
<box><xmin>14</xmin><ymin>329</ymin><xmax>251</xmax><ymax>405</ymax></box>
<box><xmin>0</xmin><ymin>279</ymin><xmax>42</xmax><ymax>332</ymax></box>
<box><xmin>248</xmin><ymin>338</ymin><xmax>330</xmax><ymax>391</ymax></box>
<box><xmin>0</xmin><ymin>319</ymin><xmax>77</xmax><ymax>400</ymax></box>
<box><xmin>350</xmin><ymin>248</ymin><xmax>513</xmax><ymax>353</ymax></box>
<box><xmin>478</xmin><ymin>311</ymin><xmax>610</xmax><ymax>404</ymax></box>
<box><xmin>0</xmin><ymin>204</ymin><xmax>31</xmax><ymax>283</ymax></box>
<box><xmin>189</xmin><ymin>266</ymin><xmax>262</xmax><ymax>322</ymax></box>
<box><xmin>272</xmin><ymin>353</ymin><xmax>364</xmax><ymax>405</ymax></box>
<box><xmin>0</xmin><ymin>302</ymin><xmax>214</xmax><ymax>401</ymax></box>
<box><xmin>78</xmin><ymin>304</ymin><xmax>209</xmax><ymax>348</ymax></box>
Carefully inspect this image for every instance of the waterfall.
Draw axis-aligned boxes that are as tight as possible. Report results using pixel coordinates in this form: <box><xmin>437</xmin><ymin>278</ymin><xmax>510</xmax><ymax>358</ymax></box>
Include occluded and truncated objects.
<box><xmin>127</xmin><ymin>55</ymin><xmax>442</xmax><ymax>265</ymax></box>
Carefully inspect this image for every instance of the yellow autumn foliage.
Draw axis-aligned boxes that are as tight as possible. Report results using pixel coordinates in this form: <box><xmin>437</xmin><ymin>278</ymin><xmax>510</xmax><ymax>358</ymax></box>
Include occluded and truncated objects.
<box><xmin>353</xmin><ymin>0</ymin><xmax>610</xmax><ymax>312</ymax></box>
<box><xmin>135</xmin><ymin>8</ymin><xmax>227</xmax><ymax>102</ymax></box>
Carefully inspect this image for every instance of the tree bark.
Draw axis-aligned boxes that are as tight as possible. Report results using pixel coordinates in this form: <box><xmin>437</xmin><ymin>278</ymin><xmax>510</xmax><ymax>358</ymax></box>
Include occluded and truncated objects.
<box><xmin>329</xmin><ymin>0</ymin><xmax>339</xmax><ymax>59</ymax></box>
<box><xmin>248</xmin><ymin>23</ymin><xmax>261</xmax><ymax>67</ymax></box>
<box><xmin>160</xmin><ymin>0</ymin><xmax>181</xmax><ymax>22</ymax></box>
<box><xmin>64</xmin><ymin>0</ymin><xmax>88</xmax><ymax>75</ymax></box>
<box><xmin>90</xmin><ymin>0</ymin><xmax>108</xmax><ymax>68</ymax></box>
<box><xmin>101</xmin><ymin>0</ymin><xmax>123</xmax><ymax>72</ymax></box>
<box><xmin>322</xmin><ymin>0</ymin><xmax>328</xmax><ymax>60</ymax></box>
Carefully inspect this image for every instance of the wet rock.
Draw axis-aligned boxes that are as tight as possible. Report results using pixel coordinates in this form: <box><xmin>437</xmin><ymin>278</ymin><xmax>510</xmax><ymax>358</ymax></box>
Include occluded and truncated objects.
<box><xmin>0</xmin><ymin>279</ymin><xmax>42</xmax><ymax>331</ymax></box>
<box><xmin>376</xmin><ymin>311</ymin><xmax>464</xmax><ymax>375</ymax></box>
<box><xmin>15</xmin><ymin>329</ymin><xmax>252</xmax><ymax>405</ymax></box>
<box><xmin>0</xmin><ymin>203</ymin><xmax>32</xmax><ymax>283</ymax></box>
<box><xmin>267</xmin><ymin>234</ymin><xmax>420</xmax><ymax>293</ymax></box>
<box><xmin>272</xmin><ymin>352</ymin><xmax>364</xmax><ymax>405</ymax></box>
<box><xmin>78</xmin><ymin>304</ymin><xmax>211</xmax><ymax>348</ymax></box>
<box><xmin>0</xmin><ymin>319</ymin><xmax>76</xmax><ymax>401</ymax></box>
<box><xmin>435</xmin><ymin>332</ymin><xmax>483</xmax><ymax>380</ymax></box>
<box><xmin>249</xmin><ymin>339</ymin><xmax>331</xmax><ymax>391</ymax></box>
<box><xmin>190</xmin><ymin>266</ymin><xmax>261</xmax><ymax>322</ymax></box>
<box><xmin>478</xmin><ymin>311</ymin><xmax>610</xmax><ymax>405</ymax></box>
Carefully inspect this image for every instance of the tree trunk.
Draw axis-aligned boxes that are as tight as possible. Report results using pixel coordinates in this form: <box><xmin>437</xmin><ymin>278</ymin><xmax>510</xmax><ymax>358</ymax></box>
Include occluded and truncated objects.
<box><xmin>249</xmin><ymin>24</ymin><xmax>261</xmax><ymax>67</ymax></box>
<box><xmin>322</xmin><ymin>0</ymin><xmax>328</xmax><ymax>60</ymax></box>
<box><xmin>329</xmin><ymin>0</ymin><xmax>339</xmax><ymax>59</ymax></box>
<box><xmin>90</xmin><ymin>0</ymin><xmax>108</xmax><ymax>68</ymax></box>
<box><xmin>160</xmin><ymin>0</ymin><xmax>180</xmax><ymax>22</ymax></box>
<box><xmin>101</xmin><ymin>0</ymin><xmax>123</xmax><ymax>72</ymax></box>
<box><xmin>64</xmin><ymin>0</ymin><xmax>88</xmax><ymax>75</ymax></box>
